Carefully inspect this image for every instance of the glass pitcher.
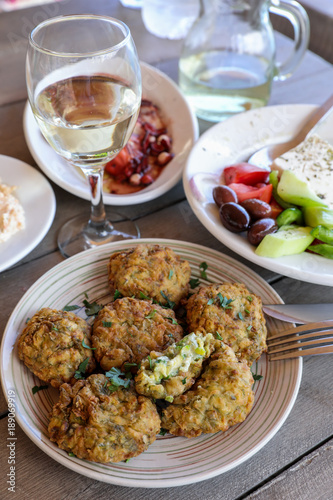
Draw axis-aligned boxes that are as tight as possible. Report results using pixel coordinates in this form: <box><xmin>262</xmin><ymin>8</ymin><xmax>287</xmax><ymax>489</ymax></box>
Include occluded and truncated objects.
<box><xmin>179</xmin><ymin>0</ymin><xmax>310</xmax><ymax>122</ymax></box>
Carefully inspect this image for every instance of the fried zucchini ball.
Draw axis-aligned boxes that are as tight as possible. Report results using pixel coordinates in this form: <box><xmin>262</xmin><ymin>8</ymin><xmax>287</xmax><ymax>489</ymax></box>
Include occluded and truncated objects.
<box><xmin>107</xmin><ymin>244</ymin><xmax>191</xmax><ymax>307</ymax></box>
<box><xmin>48</xmin><ymin>374</ymin><xmax>161</xmax><ymax>463</ymax></box>
<box><xmin>92</xmin><ymin>297</ymin><xmax>183</xmax><ymax>371</ymax></box>
<box><xmin>161</xmin><ymin>341</ymin><xmax>254</xmax><ymax>438</ymax></box>
<box><xmin>17</xmin><ymin>308</ymin><xmax>95</xmax><ymax>388</ymax></box>
<box><xmin>135</xmin><ymin>332</ymin><xmax>215</xmax><ymax>402</ymax></box>
<box><xmin>186</xmin><ymin>283</ymin><xmax>267</xmax><ymax>365</ymax></box>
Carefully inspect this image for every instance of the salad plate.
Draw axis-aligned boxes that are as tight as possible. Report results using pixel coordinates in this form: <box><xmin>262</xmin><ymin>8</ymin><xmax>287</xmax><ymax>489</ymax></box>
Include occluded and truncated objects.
<box><xmin>23</xmin><ymin>62</ymin><xmax>199</xmax><ymax>206</ymax></box>
<box><xmin>1</xmin><ymin>238</ymin><xmax>301</xmax><ymax>487</ymax></box>
<box><xmin>0</xmin><ymin>155</ymin><xmax>56</xmax><ymax>272</ymax></box>
<box><xmin>183</xmin><ymin>104</ymin><xmax>333</xmax><ymax>286</ymax></box>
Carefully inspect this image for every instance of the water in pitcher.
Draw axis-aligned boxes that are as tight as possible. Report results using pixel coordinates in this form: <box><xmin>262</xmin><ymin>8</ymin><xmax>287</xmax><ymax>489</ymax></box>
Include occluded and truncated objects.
<box><xmin>179</xmin><ymin>0</ymin><xmax>309</xmax><ymax>122</ymax></box>
<box><xmin>179</xmin><ymin>51</ymin><xmax>272</xmax><ymax>122</ymax></box>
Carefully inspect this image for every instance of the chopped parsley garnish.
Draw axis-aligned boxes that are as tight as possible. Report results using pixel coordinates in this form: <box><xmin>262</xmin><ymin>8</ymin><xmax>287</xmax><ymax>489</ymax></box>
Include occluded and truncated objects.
<box><xmin>247</xmin><ymin>296</ymin><xmax>253</xmax><ymax>302</ymax></box>
<box><xmin>83</xmin><ymin>299</ymin><xmax>103</xmax><ymax>317</ymax></box>
<box><xmin>139</xmin><ymin>291</ymin><xmax>151</xmax><ymax>300</ymax></box>
<box><xmin>105</xmin><ymin>367</ymin><xmax>131</xmax><ymax>392</ymax></box>
<box><xmin>181</xmin><ymin>378</ymin><xmax>187</xmax><ymax>385</ymax></box>
<box><xmin>114</xmin><ymin>290</ymin><xmax>122</xmax><ymax>300</ymax></box>
<box><xmin>32</xmin><ymin>385</ymin><xmax>48</xmax><ymax>395</ymax></box>
<box><xmin>238</xmin><ymin>312</ymin><xmax>244</xmax><ymax>321</ymax></box>
<box><xmin>145</xmin><ymin>309</ymin><xmax>157</xmax><ymax>319</ymax></box>
<box><xmin>251</xmin><ymin>362</ymin><xmax>263</xmax><ymax>389</ymax></box>
<box><xmin>166</xmin><ymin>317</ymin><xmax>178</xmax><ymax>325</ymax></box>
<box><xmin>199</xmin><ymin>261</ymin><xmax>208</xmax><ymax>279</ymax></box>
<box><xmin>74</xmin><ymin>357</ymin><xmax>90</xmax><ymax>379</ymax></box>
<box><xmin>102</xmin><ymin>321</ymin><xmax>112</xmax><ymax>327</ymax></box>
<box><xmin>63</xmin><ymin>304</ymin><xmax>80</xmax><ymax>312</ymax></box>
<box><xmin>207</xmin><ymin>298</ymin><xmax>214</xmax><ymax>305</ymax></box>
<box><xmin>52</xmin><ymin>326</ymin><xmax>59</xmax><ymax>331</ymax></box>
<box><xmin>82</xmin><ymin>339</ymin><xmax>96</xmax><ymax>350</ymax></box>
<box><xmin>148</xmin><ymin>355</ymin><xmax>153</xmax><ymax>370</ymax></box>
<box><xmin>159</xmin><ymin>428</ymin><xmax>168</xmax><ymax>436</ymax></box>
<box><xmin>160</xmin><ymin>291</ymin><xmax>175</xmax><ymax>309</ymax></box>
<box><xmin>189</xmin><ymin>278</ymin><xmax>200</xmax><ymax>289</ymax></box>
<box><xmin>68</xmin><ymin>452</ymin><xmax>76</xmax><ymax>457</ymax></box>
<box><xmin>168</xmin><ymin>269</ymin><xmax>174</xmax><ymax>279</ymax></box>
<box><xmin>216</xmin><ymin>332</ymin><xmax>223</xmax><ymax>341</ymax></box>
<box><xmin>245</xmin><ymin>309</ymin><xmax>250</xmax><ymax>314</ymax></box>
<box><xmin>217</xmin><ymin>293</ymin><xmax>233</xmax><ymax>309</ymax></box>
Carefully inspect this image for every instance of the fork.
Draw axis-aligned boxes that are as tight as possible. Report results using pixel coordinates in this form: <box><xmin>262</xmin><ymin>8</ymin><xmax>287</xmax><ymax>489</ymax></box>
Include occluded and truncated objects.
<box><xmin>267</xmin><ymin>320</ymin><xmax>333</xmax><ymax>360</ymax></box>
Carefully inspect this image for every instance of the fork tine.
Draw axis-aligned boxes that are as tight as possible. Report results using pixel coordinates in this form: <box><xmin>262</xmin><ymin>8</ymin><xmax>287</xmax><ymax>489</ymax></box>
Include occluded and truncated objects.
<box><xmin>268</xmin><ymin>337</ymin><xmax>333</xmax><ymax>354</ymax></box>
<box><xmin>268</xmin><ymin>330</ymin><xmax>333</xmax><ymax>347</ymax></box>
<box><xmin>268</xmin><ymin>320</ymin><xmax>333</xmax><ymax>341</ymax></box>
<box><xmin>269</xmin><ymin>345</ymin><xmax>333</xmax><ymax>360</ymax></box>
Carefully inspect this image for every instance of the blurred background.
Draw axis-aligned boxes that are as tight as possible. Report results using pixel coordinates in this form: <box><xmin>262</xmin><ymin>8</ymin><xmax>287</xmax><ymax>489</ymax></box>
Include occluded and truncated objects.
<box><xmin>0</xmin><ymin>0</ymin><xmax>331</xmax><ymax>63</ymax></box>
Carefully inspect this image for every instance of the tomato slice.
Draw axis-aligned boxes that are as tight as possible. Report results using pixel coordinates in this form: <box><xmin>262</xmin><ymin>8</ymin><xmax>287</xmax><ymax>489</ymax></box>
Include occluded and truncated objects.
<box><xmin>224</xmin><ymin>163</ymin><xmax>270</xmax><ymax>186</ymax></box>
<box><xmin>269</xmin><ymin>198</ymin><xmax>284</xmax><ymax>219</ymax></box>
<box><xmin>228</xmin><ymin>182</ymin><xmax>273</xmax><ymax>203</ymax></box>
<box><xmin>105</xmin><ymin>147</ymin><xmax>131</xmax><ymax>176</ymax></box>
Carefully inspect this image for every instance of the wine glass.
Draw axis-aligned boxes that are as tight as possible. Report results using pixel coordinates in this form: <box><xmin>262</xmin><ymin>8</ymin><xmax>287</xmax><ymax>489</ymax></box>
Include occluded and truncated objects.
<box><xmin>26</xmin><ymin>15</ymin><xmax>142</xmax><ymax>258</ymax></box>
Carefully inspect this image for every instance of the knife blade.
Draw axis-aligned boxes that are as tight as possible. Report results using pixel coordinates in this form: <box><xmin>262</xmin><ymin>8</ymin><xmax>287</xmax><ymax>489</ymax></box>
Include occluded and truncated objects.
<box><xmin>263</xmin><ymin>303</ymin><xmax>333</xmax><ymax>324</ymax></box>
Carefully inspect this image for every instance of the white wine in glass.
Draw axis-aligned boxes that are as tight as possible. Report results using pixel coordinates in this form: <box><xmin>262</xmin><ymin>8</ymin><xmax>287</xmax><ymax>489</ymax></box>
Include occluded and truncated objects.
<box><xmin>26</xmin><ymin>15</ymin><xmax>142</xmax><ymax>258</ymax></box>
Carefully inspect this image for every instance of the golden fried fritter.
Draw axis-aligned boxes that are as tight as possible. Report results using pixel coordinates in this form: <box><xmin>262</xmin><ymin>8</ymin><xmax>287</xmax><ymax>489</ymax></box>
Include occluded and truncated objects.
<box><xmin>48</xmin><ymin>374</ymin><xmax>161</xmax><ymax>463</ymax></box>
<box><xmin>186</xmin><ymin>283</ymin><xmax>267</xmax><ymax>365</ymax></box>
<box><xmin>92</xmin><ymin>297</ymin><xmax>183</xmax><ymax>371</ymax></box>
<box><xmin>161</xmin><ymin>341</ymin><xmax>254</xmax><ymax>438</ymax></box>
<box><xmin>107</xmin><ymin>244</ymin><xmax>191</xmax><ymax>307</ymax></box>
<box><xmin>17</xmin><ymin>308</ymin><xmax>95</xmax><ymax>388</ymax></box>
<box><xmin>135</xmin><ymin>332</ymin><xmax>215</xmax><ymax>402</ymax></box>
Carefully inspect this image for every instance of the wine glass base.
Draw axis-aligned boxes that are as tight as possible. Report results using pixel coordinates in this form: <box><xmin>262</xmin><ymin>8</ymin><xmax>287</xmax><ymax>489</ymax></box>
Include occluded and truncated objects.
<box><xmin>58</xmin><ymin>212</ymin><xmax>140</xmax><ymax>259</ymax></box>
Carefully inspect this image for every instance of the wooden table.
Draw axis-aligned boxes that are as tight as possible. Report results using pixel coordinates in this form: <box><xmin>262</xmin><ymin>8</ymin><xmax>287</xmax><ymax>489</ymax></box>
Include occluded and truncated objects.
<box><xmin>1</xmin><ymin>2</ymin><xmax>333</xmax><ymax>499</ymax></box>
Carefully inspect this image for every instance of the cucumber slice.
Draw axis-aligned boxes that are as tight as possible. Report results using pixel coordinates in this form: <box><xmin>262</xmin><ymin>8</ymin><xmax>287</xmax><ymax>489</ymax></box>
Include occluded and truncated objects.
<box><xmin>303</xmin><ymin>206</ymin><xmax>333</xmax><ymax>229</ymax></box>
<box><xmin>277</xmin><ymin>170</ymin><xmax>327</xmax><ymax>208</ymax></box>
<box><xmin>255</xmin><ymin>225</ymin><xmax>315</xmax><ymax>258</ymax></box>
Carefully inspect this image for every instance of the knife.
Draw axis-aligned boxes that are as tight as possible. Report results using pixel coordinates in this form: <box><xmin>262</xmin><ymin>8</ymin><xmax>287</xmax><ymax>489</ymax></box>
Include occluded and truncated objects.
<box><xmin>263</xmin><ymin>304</ymin><xmax>333</xmax><ymax>324</ymax></box>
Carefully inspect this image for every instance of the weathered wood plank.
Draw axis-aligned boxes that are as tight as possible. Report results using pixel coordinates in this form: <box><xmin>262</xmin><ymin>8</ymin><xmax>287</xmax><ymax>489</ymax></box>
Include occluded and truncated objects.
<box><xmin>245</xmin><ymin>438</ymin><xmax>333</xmax><ymax>500</ymax></box>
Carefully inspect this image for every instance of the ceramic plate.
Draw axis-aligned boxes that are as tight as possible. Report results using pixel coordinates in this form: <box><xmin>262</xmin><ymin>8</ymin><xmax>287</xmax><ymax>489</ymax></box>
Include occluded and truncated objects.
<box><xmin>23</xmin><ymin>62</ymin><xmax>199</xmax><ymax>206</ymax></box>
<box><xmin>0</xmin><ymin>155</ymin><xmax>56</xmax><ymax>272</ymax></box>
<box><xmin>183</xmin><ymin>104</ymin><xmax>333</xmax><ymax>286</ymax></box>
<box><xmin>1</xmin><ymin>239</ymin><xmax>301</xmax><ymax>487</ymax></box>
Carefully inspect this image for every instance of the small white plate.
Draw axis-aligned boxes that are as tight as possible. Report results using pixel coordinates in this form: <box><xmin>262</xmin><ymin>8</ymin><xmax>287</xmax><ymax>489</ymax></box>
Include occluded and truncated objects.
<box><xmin>183</xmin><ymin>104</ymin><xmax>333</xmax><ymax>286</ymax></box>
<box><xmin>0</xmin><ymin>155</ymin><xmax>56</xmax><ymax>272</ymax></box>
<box><xmin>0</xmin><ymin>239</ymin><xmax>301</xmax><ymax>487</ymax></box>
<box><xmin>23</xmin><ymin>62</ymin><xmax>199</xmax><ymax>206</ymax></box>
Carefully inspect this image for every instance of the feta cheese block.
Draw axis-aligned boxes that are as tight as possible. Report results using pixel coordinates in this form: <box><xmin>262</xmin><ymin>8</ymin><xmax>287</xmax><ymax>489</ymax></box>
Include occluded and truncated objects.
<box><xmin>274</xmin><ymin>134</ymin><xmax>333</xmax><ymax>208</ymax></box>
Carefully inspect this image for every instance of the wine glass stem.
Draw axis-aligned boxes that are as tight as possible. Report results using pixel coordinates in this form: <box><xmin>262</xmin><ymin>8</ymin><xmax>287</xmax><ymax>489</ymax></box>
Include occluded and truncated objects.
<box><xmin>83</xmin><ymin>167</ymin><xmax>113</xmax><ymax>233</ymax></box>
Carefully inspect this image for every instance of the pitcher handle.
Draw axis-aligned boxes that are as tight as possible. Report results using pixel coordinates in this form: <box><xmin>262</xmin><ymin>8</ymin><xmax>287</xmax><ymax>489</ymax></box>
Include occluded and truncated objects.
<box><xmin>269</xmin><ymin>0</ymin><xmax>310</xmax><ymax>81</ymax></box>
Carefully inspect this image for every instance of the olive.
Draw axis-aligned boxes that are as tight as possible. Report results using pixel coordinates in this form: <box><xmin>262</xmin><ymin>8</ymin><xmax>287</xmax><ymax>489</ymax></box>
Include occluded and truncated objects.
<box><xmin>213</xmin><ymin>185</ymin><xmax>238</xmax><ymax>207</ymax></box>
<box><xmin>247</xmin><ymin>218</ymin><xmax>278</xmax><ymax>246</ymax></box>
<box><xmin>220</xmin><ymin>202</ymin><xmax>250</xmax><ymax>233</ymax></box>
<box><xmin>240</xmin><ymin>199</ymin><xmax>272</xmax><ymax>220</ymax></box>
